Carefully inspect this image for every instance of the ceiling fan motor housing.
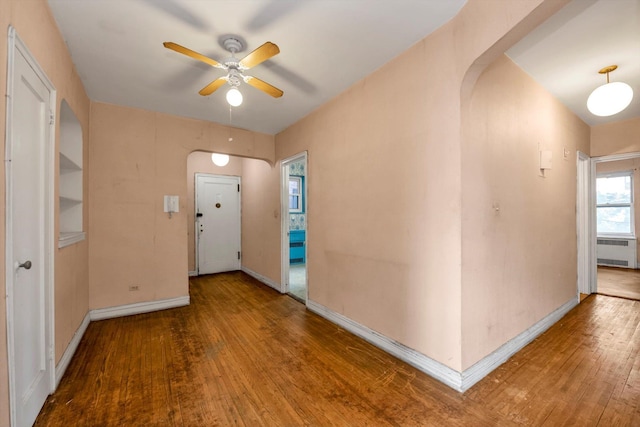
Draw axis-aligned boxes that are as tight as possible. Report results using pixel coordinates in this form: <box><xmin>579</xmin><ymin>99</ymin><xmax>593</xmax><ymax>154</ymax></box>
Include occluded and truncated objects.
<box><xmin>222</xmin><ymin>37</ymin><xmax>243</xmax><ymax>54</ymax></box>
<box><xmin>227</xmin><ymin>69</ymin><xmax>242</xmax><ymax>87</ymax></box>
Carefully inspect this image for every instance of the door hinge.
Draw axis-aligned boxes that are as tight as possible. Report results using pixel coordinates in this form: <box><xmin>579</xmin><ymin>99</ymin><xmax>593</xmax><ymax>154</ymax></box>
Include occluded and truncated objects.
<box><xmin>238</xmin><ymin>251</ymin><xmax>241</xmax><ymax>260</ymax></box>
<box><xmin>49</xmin><ymin>110</ymin><xmax>55</xmax><ymax>125</ymax></box>
<box><xmin>237</xmin><ymin>184</ymin><xmax>240</xmax><ymax>192</ymax></box>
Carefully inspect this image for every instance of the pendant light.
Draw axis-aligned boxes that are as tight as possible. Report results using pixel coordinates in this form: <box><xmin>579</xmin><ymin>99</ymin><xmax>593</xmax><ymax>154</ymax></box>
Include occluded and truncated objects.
<box><xmin>587</xmin><ymin>65</ymin><xmax>633</xmax><ymax>117</ymax></box>
<box><xmin>211</xmin><ymin>153</ymin><xmax>230</xmax><ymax>167</ymax></box>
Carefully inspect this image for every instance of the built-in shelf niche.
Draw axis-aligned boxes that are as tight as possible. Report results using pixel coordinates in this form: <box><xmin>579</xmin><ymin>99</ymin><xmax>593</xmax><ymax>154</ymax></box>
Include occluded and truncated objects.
<box><xmin>59</xmin><ymin>100</ymin><xmax>85</xmax><ymax>248</ymax></box>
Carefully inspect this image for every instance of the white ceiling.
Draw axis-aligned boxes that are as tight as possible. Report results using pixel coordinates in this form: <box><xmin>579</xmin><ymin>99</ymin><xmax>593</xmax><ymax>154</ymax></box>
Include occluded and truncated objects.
<box><xmin>47</xmin><ymin>0</ymin><xmax>639</xmax><ymax>135</ymax></box>
<box><xmin>507</xmin><ymin>0</ymin><xmax>640</xmax><ymax>126</ymax></box>
<box><xmin>47</xmin><ymin>0</ymin><xmax>466</xmax><ymax>135</ymax></box>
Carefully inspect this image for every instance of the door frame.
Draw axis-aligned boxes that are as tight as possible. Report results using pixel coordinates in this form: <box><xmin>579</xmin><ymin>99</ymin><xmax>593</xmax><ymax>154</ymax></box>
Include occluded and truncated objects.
<box><xmin>280</xmin><ymin>152</ymin><xmax>308</xmax><ymax>295</ymax></box>
<box><xmin>4</xmin><ymin>26</ymin><xmax>57</xmax><ymax>424</ymax></box>
<box><xmin>589</xmin><ymin>151</ymin><xmax>640</xmax><ymax>294</ymax></box>
<box><xmin>576</xmin><ymin>151</ymin><xmax>592</xmax><ymax>295</ymax></box>
<box><xmin>194</xmin><ymin>173</ymin><xmax>241</xmax><ymax>275</ymax></box>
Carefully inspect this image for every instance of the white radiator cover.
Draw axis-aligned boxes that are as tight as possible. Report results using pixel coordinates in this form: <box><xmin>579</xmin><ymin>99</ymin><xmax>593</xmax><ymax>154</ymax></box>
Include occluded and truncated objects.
<box><xmin>597</xmin><ymin>237</ymin><xmax>637</xmax><ymax>268</ymax></box>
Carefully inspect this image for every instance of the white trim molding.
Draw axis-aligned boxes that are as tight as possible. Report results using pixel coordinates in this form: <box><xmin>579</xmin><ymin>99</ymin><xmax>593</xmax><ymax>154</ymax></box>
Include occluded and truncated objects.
<box><xmin>90</xmin><ymin>296</ymin><xmax>190</xmax><ymax>321</ymax></box>
<box><xmin>55</xmin><ymin>312</ymin><xmax>90</xmax><ymax>387</ymax></box>
<box><xmin>308</xmin><ymin>296</ymin><xmax>578</xmax><ymax>392</ymax></box>
<box><xmin>241</xmin><ymin>266</ymin><xmax>281</xmax><ymax>292</ymax></box>
<box><xmin>306</xmin><ymin>300</ymin><xmax>462</xmax><ymax>389</ymax></box>
<box><xmin>461</xmin><ymin>296</ymin><xmax>578</xmax><ymax>390</ymax></box>
<box><xmin>55</xmin><ymin>296</ymin><xmax>191</xmax><ymax>387</ymax></box>
<box><xmin>188</xmin><ymin>270</ymin><xmax>198</xmax><ymax>277</ymax></box>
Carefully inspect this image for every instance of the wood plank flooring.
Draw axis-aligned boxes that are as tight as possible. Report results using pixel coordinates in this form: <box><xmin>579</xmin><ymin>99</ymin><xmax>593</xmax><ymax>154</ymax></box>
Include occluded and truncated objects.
<box><xmin>36</xmin><ymin>272</ymin><xmax>640</xmax><ymax>426</ymax></box>
<box><xmin>598</xmin><ymin>266</ymin><xmax>640</xmax><ymax>300</ymax></box>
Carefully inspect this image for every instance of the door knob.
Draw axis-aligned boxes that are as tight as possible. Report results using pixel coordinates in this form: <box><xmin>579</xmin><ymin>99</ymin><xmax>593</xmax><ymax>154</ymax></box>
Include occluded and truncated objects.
<box><xmin>18</xmin><ymin>260</ymin><xmax>32</xmax><ymax>270</ymax></box>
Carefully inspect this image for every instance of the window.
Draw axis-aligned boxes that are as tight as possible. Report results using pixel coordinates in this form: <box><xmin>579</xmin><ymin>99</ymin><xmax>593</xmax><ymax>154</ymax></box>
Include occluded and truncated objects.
<box><xmin>596</xmin><ymin>171</ymin><xmax>634</xmax><ymax>236</ymax></box>
<box><xmin>289</xmin><ymin>176</ymin><xmax>303</xmax><ymax>213</ymax></box>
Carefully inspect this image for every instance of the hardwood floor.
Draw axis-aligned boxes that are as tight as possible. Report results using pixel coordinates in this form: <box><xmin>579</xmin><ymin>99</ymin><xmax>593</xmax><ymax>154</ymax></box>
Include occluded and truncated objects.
<box><xmin>598</xmin><ymin>266</ymin><xmax>640</xmax><ymax>300</ymax></box>
<box><xmin>36</xmin><ymin>272</ymin><xmax>640</xmax><ymax>426</ymax></box>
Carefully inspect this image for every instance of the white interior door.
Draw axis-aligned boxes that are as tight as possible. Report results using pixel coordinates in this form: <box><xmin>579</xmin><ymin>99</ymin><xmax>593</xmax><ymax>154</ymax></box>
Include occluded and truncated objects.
<box><xmin>196</xmin><ymin>174</ymin><xmax>241</xmax><ymax>275</ymax></box>
<box><xmin>6</xmin><ymin>30</ymin><xmax>55</xmax><ymax>427</ymax></box>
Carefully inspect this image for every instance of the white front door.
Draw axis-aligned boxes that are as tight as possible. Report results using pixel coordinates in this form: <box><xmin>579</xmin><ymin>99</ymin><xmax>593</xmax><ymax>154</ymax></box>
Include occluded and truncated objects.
<box><xmin>6</xmin><ymin>31</ymin><xmax>55</xmax><ymax>426</ymax></box>
<box><xmin>196</xmin><ymin>174</ymin><xmax>241</xmax><ymax>274</ymax></box>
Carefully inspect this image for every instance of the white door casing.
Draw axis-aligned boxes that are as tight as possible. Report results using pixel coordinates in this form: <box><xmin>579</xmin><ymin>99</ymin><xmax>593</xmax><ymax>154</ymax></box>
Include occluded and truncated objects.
<box><xmin>196</xmin><ymin>174</ymin><xmax>241</xmax><ymax>275</ymax></box>
<box><xmin>576</xmin><ymin>151</ymin><xmax>591</xmax><ymax>295</ymax></box>
<box><xmin>5</xmin><ymin>27</ymin><xmax>56</xmax><ymax>427</ymax></box>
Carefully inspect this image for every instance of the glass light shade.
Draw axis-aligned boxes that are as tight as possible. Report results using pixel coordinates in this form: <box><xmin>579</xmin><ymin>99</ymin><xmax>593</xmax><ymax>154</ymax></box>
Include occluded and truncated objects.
<box><xmin>211</xmin><ymin>153</ymin><xmax>230</xmax><ymax>167</ymax></box>
<box><xmin>587</xmin><ymin>81</ymin><xmax>634</xmax><ymax>117</ymax></box>
<box><xmin>226</xmin><ymin>87</ymin><xmax>243</xmax><ymax>107</ymax></box>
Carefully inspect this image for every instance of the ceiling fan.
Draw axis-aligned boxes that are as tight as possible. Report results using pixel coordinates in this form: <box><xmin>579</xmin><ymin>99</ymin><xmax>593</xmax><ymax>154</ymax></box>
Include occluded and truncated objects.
<box><xmin>163</xmin><ymin>35</ymin><xmax>283</xmax><ymax>106</ymax></box>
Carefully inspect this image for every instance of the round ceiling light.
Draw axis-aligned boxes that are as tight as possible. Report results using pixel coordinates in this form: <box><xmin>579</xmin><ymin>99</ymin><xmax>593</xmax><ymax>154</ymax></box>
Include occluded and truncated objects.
<box><xmin>226</xmin><ymin>87</ymin><xmax>243</xmax><ymax>107</ymax></box>
<box><xmin>211</xmin><ymin>153</ymin><xmax>230</xmax><ymax>167</ymax></box>
<box><xmin>587</xmin><ymin>65</ymin><xmax>634</xmax><ymax>117</ymax></box>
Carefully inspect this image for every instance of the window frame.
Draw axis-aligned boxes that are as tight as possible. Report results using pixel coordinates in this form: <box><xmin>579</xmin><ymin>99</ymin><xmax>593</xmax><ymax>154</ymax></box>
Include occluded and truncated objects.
<box><xmin>288</xmin><ymin>176</ymin><xmax>303</xmax><ymax>213</ymax></box>
<box><xmin>596</xmin><ymin>170</ymin><xmax>635</xmax><ymax>238</ymax></box>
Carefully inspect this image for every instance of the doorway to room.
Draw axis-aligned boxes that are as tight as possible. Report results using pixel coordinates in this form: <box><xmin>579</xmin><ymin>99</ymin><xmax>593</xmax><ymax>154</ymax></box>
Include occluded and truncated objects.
<box><xmin>281</xmin><ymin>153</ymin><xmax>308</xmax><ymax>302</ymax></box>
<box><xmin>591</xmin><ymin>152</ymin><xmax>640</xmax><ymax>301</ymax></box>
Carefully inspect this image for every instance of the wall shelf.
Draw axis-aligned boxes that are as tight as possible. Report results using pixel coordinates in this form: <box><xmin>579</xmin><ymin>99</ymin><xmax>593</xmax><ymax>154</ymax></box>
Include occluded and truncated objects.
<box><xmin>58</xmin><ymin>100</ymin><xmax>84</xmax><ymax>248</ymax></box>
<box><xmin>59</xmin><ymin>231</ymin><xmax>86</xmax><ymax>248</ymax></box>
<box><xmin>59</xmin><ymin>151</ymin><xmax>81</xmax><ymax>172</ymax></box>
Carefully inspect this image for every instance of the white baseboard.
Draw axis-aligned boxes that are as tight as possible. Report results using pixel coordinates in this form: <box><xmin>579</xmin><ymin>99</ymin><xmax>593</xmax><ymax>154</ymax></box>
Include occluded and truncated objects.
<box><xmin>188</xmin><ymin>270</ymin><xmax>197</xmax><ymax>277</ymax></box>
<box><xmin>55</xmin><ymin>311</ymin><xmax>90</xmax><ymax>387</ymax></box>
<box><xmin>241</xmin><ymin>266</ymin><xmax>282</xmax><ymax>292</ymax></box>
<box><xmin>461</xmin><ymin>296</ymin><xmax>578</xmax><ymax>390</ymax></box>
<box><xmin>307</xmin><ymin>295</ymin><xmax>579</xmax><ymax>392</ymax></box>
<box><xmin>90</xmin><ymin>295</ymin><xmax>190</xmax><ymax>321</ymax></box>
<box><xmin>307</xmin><ymin>300</ymin><xmax>462</xmax><ymax>389</ymax></box>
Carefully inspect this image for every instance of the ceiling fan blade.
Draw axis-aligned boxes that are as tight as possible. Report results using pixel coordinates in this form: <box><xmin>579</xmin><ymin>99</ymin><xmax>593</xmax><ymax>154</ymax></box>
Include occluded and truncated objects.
<box><xmin>239</xmin><ymin>42</ymin><xmax>280</xmax><ymax>69</ymax></box>
<box><xmin>199</xmin><ymin>77</ymin><xmax>228</xmax><ymax>96</ymax></box>
<box><xmin>163</xmin><ymin>42</ymin><xmax>225</xmax><ymax>69</ymax></box>
<box><xmin>244</xmin><ymin>76</ymin><xmax>283</xmax><ymax>98</ymax></box>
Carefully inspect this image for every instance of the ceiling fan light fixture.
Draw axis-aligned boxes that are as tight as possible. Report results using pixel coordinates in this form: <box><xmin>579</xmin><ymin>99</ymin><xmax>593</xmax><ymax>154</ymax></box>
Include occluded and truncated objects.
<box><xmin>226</xmin><ymin>87</ymin><xmax>243</xmax><ymax>107</ymax></box>
<box><xmin>211</xmin><ymin>153</ymin><xmax>230</xmax><ymax>167</ymax></box>
<box><xmin>587</xmin><ymin>65</ymin><xmax>634</xmax><ymax>117</ymax></box>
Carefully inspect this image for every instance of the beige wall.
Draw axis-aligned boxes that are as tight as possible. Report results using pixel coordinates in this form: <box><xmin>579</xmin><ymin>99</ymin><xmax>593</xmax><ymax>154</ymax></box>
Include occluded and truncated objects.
<box><xmin>0</xmin><ymin>0</ymin><xmax>91</xmax><ymax>424</ymax></box>
<box><xmin>0</xmin><ymin>0</ymin><xmax>589</xmax><ymax>422</ymax></box>
<box><xmin>460</xmin><ymin>55</ymin><xmax>590</xmax><ymax>369</ymax></box>
<box><xmin>591</xmin><ymin>117</ymin><xmax>640</xmax><ymax>157</ymax></box>
<box><xmin>186</xmin><ymin>152</ymin><xmax>243</xmax><ymax>272</ymax></box>
<box><xmin>275</xmin><ymin>0</ymin><xmax>570</xmax><ymax>371</ymax></box>
<box><xmin>88</xmin><ymin>102</ymin><xmax>275</xmax><ymax>310</ymax></box>
<box><xmin>240</xmin><ymin>159</ymin><xmax>282</xmax><ymax>284</ymax></box>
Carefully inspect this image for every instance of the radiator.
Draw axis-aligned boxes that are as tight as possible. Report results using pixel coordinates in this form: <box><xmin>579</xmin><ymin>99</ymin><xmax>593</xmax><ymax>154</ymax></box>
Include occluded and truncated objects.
<box><xmin>597</xmin><ymin>238</ymin><xmax>637</xmax><ymax>268</ymax></box>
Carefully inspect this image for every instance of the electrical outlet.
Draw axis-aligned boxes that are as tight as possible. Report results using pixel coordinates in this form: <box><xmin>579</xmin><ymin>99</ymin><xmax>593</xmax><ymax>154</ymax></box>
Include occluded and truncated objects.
<box><xmin>129</xmin><ymin>285</ymin><xmax>139</xmax><ymax>291</ymax></box>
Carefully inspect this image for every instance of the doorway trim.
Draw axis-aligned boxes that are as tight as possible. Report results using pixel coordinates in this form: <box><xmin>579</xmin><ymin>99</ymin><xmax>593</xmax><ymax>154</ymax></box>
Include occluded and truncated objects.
<box><xmin>5</xmin><ymin>26</ymin><xmax>57</xmax><ymax>424</ymax></box>
<box><xmin>280</xmin><ymin>152</ymin><xmax>308</xmax><ymax>296</ymax></box>
<box><xmin>576</xmin><ymin>151</ymin><xmax>592</xmax><ymax>295</ymax></box>
<box><xmin>589</xmin><ymin>151</ymin><xmax>640</xmax><ymax>294</ymax></box>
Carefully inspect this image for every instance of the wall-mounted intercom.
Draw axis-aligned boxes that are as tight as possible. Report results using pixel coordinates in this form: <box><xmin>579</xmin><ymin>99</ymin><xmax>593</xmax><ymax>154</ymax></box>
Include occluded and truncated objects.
<box><xmin>164</xmin><ymin>195</ymin><xmax>179</xmax><ymax>218</ymax></box>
